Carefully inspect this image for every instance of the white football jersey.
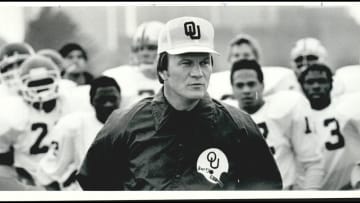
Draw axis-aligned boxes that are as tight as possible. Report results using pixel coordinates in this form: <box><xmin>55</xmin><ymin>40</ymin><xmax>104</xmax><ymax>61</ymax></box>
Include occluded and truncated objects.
<box><xmin>0</xmin><ymin>93</ymin><xmax>75</xmax><ymax>186</ymax></box>
<box><xmin>332</xmin><ymin>65</ymin><xmax>360</xmax><ymax>98</ymax></box>
<box><xmin>207</xmin><ymin>66</ymin><xmax>301</xmax><ymax>103</ymax></box>
<box><xmin>58</xmin><ymin>78</ymin><xmax>77</xmax><ymax>95</ymax></box>
<box><xmin>262</xmin><ymin>67</ymin><xmax>301</xmax><ymax>97</ymax></box>
<box><xmin>103</xmin><ymin>65</ymin><xmax>162</xmax><ymax>109</ymax></box>
<box><xmin>249</xmin><ymin>91</ymin><xmax>323</xmax><ymax>189</ymax></box>
<box><xmin>61</xmin><ymin>84</ymin><xmax>93</xmax><ymax>113</ymax></box>
<box><xmin>0</xmin><ymin>84</ymin><xmax>20</xmax><ymax>98</ymax></box>
<box><xmin>37</xmin><ymin>111</ymin><xmax>102</xmax><ymax>190</ymax></box>
<box><xmin>317</xmin><ymin>92</ymin><xmax>360</xmax><ymax>190</ymax></box>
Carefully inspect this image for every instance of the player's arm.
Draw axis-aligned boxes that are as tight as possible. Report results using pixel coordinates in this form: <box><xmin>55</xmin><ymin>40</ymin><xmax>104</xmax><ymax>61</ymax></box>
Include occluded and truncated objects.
<box><xmin>0</xmin><ymin>121</ymin><xmax>19</xmax><ymax>178</ymax></box>
<box><xmin>36</xmin><ymin>116</ymin><xmax>78</xmax><ymax>190</ymax></box>
<box><xmin>291</xmin><ymin>101</ymin><xmax>324</xmax><ymax>190</ymax></box>
<box><xmin>344</xmin><ymin>108</ymin><xmax>360</xmax><ymax>189</ymax></box>
<box><xmin>351</xmin><ymin>162</ymin><xmax>360</xmax><ymax>189</ymax></box>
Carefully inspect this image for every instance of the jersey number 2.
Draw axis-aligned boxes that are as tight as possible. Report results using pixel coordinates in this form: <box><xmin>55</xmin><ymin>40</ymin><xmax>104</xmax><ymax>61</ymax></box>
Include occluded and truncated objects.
<box><xmin>324</xmin><ymin>118</ymin><xmax>345</xmax><ymax>151</ymax></box>
<box><xmin>30</xmin><ymin>123</ymin><xmax>49</xmax><ymax>155</ymax></box>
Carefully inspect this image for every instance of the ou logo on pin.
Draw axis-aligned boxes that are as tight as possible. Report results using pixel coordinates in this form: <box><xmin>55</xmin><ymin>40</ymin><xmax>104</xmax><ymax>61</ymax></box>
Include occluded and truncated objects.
<box><xmin>197</xmin><ymin>148</ymin><xmax>229</xmax><ymax>187</ymax></box>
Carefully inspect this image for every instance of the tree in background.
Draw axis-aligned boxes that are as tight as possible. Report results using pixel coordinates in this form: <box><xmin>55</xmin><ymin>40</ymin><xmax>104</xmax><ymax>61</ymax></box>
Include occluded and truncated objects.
<box><xmin>25</xmin><ymin>7</ymin><xmax>79</xmax><ymax>51</ymax></box>
<box><xmin>24</xmin><ymin>7</ymin><xmax>98</xmax><ymax>75</ymax></box>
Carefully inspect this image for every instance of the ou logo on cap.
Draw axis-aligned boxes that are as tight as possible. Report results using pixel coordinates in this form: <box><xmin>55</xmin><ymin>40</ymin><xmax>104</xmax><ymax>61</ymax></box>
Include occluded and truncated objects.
<box><xmin>197</xmin><ymin>148</ymin><xmax>229</xmax><ymax>187</ymax></box>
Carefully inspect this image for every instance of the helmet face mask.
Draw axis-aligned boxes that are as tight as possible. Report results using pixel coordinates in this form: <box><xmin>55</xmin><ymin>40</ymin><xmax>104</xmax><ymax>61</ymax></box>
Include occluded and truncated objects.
<box><xmin>19</xmin><ymin>55</ymin><xmax>61</xmax><ymax>104</ymax></box>
<box><xmin>20</xmin><ymin>66</ymin><xmax>60</xmax><ymax>103</ymax></box>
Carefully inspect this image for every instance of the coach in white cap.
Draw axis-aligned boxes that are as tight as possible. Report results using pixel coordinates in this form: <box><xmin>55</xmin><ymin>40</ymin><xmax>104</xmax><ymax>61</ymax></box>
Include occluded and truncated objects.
<box><xmin>78</xmin><ymin>16</ymin><xmax>282</xmax><ymax>190</ymax></box>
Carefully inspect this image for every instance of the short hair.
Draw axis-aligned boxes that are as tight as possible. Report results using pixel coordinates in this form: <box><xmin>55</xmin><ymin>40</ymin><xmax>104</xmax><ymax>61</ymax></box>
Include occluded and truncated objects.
<box><xmin>58</xmin><ymin>43</ymin><xmax>88</xmax><ymax>61</ymax></box>
<box><xmin>298</xmin><ymin>63</ymin><xmax>333</xmax><ymax>85</ymax></box>
<box><xmin>228</xmin><ymin>34</ymin><xmax>262</xmax><ymax>62</ymax></box>
<box><xmin>230</xmin><ymin>59</ymin><xmax>264</xmax><ymax>85</ymax></box>
<box><xmin>156</xmin><ymin>52</ymin><xmax>214</xmax><ymax>84</ymax></box>
<box><xmin>89</xmin><ymin>76</ymin><xmax>121</xmax><ymax>102</ymax></box>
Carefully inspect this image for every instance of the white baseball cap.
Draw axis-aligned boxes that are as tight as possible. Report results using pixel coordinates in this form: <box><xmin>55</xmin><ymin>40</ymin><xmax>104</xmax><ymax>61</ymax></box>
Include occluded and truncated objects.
<box><xmin>157</xmin><ymin>16</ymin><xmax>219</xmax><ymax>55</ymax></box>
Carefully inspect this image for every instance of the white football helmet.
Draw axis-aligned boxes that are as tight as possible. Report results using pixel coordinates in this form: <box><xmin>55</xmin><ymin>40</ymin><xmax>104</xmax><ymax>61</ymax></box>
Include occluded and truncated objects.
<box><xmin>19</xmin><ymin>55</ymin><xmax>61</xmax><ymax>103</ymax></box>
<box><xmin>131</xmin><ymin>21</ymin><xmax>165</xmax><ymax>66</ymax></box>
<box><xmin>37</xmin><ymin>49</ymin><xmax>65</xmax><ymax>75</ymax></box>
<box><xmin>290</xmin><ymin>37</ymin><xmax>327</xmax><ymax>76</ymax></box>
<box><xmin>0</xmin><ymin>42</ymin><xmax>35</xmax><ymax>93</ymax></box>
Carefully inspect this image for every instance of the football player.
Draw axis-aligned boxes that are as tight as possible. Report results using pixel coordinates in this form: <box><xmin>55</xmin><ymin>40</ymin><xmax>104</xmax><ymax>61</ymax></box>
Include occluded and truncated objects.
<box><xmin>207</xmin><ymin>34</ymin><xmax>299</xmax><ymax>104</ymax></box>
<box><xmin>0</xmin><ymin>55</ymin><xmax>76</xmax><ymax>189</ymax></box>
<box><xmin>0</xmin><ymin>42</ymin><xmax>35</xmax><ymax>97</ymax></box>
<box><xmin>103</xmin><ymin>21</ymin><xmax>165</xmax><ymax>109</ymax></box>
<box><xmin>299</xmin><ymin>63</ymin><xmax>360</xmax><ymax>189</ymax></box>
<box><xmin>59</xmin><ymin>43</ymin><xmax>94</xmax><ymax>86</ymax></box>
<box><xmin>290</xmin><ymin>37</ymin><xmax>328</xmax><ymax>78</ymax></box>
<box><xmin>36</xmin><ymin>76</ymin><xmax>121</xmax><ymax>190</ymax></box>
<box><xmin>230</xmin><ymin>59</ymin><xmax>324</xmax><ymax>190</ymax></box>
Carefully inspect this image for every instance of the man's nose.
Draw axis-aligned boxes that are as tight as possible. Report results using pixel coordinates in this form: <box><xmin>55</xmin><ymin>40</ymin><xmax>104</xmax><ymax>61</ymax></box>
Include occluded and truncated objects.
<box><xmin>190</xmin><ymin>65</ymin><xmax>203</xmax><ymax>77</ymax></box>
<box><xmin>242</xmin><ymin>85</ymin><xmax>252</xmax><ymax>93</ymax></box>
<box><xmin>312</xmin><ymin>82</ymin><xmax>321</xmax><ymax>90</ymax></box>
<box><xmin>103</xmin><ymin>101</ymin><xmax>114</xmax><ymax>107</ymax></box>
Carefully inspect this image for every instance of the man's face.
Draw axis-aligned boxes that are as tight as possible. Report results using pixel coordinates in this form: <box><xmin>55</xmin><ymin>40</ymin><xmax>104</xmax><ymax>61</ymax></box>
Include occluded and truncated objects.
<box><xmin>162</xmin><ymin>53</ymin><xmax>212</xmax><ymax>100</ymax></box>
<box><xmin>64</xmin><ymin>50</ymin><xmax>87</xmax><ymax>71</ymax></box>
<box><xmin>134</xmin><ymin>44</ymin><xmax>158</xmax><ymax>65</ymax></box>
<box><xmin>232</xmin><ymin>69</ymin><xmax>264</xmax><ymax>111</ymax></box>
<box><xmin>228</xmin><ymin>44</ymin><xmax>256</xmax><ymax>64</ymax></box>
<box><xmin>301</xmin><ymin>70</ymin><xmax>332</xmax><ymax>104</ymax></box>
<box><xmin>92</xmin><ymin>86</ymin><xmax>121</xmax><ymax>123</ymax></box>
<box><xmin>292</xmin><ymin>54</ymin><xmax>319</xmax><ymax>76</ymax></box>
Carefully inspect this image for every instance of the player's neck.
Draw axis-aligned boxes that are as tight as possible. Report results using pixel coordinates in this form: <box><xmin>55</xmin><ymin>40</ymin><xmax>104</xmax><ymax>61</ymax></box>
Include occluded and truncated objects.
<box><xmin>310</xmin><ymin>97</ymin><xmax>331</xmax><ymax>110</ymax></box>
<box><xmin>243</xmin><ymin>100</ymin><xmax>265</xmax><ymax>115</ymax></box>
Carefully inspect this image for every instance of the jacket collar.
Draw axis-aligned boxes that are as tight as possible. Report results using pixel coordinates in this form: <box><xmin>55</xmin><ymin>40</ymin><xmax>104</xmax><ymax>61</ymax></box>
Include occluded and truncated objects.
<box><xmin>151</xmin><ymin>87</ymin><xmax>216</xmax><ymax>131</ymax></box>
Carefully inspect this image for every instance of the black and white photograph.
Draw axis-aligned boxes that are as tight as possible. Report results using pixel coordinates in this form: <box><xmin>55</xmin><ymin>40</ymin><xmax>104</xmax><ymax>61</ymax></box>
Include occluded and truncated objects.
<box><xmin>0</xmin><ymin>1</ymin><xmax>360</xmax><ymax>201</ymax></box>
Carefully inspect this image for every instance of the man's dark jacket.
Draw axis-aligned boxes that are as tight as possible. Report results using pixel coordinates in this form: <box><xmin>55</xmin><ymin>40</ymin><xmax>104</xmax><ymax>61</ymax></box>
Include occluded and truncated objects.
<box><xmin>78</xmin><ymin>89</ymin><xmax>283</xmax><ymax>190</ymax></box>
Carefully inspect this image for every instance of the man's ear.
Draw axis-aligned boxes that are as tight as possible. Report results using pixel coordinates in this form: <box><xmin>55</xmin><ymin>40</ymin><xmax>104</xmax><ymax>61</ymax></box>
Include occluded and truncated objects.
<box><xmin>159</xmin><ymin>70</ymin><xmax>168</xmax><ymax>81</ymax></box>
<box><xmin>260</xmin><ymin>83</ymin><xmax>265</xmax><ymax>93</ymax></box>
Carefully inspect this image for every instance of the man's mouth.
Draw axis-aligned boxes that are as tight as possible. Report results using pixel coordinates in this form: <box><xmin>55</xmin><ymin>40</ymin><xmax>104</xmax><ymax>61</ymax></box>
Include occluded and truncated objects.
<box><xmin>310</xmin><ymin>93</ymin><xmax>322</xmax><ymax>99</ymax></box>
<box><xmin>189</xmin><ymin>83</ymin><xmax>204</xmax><ymax>87</ymax></box>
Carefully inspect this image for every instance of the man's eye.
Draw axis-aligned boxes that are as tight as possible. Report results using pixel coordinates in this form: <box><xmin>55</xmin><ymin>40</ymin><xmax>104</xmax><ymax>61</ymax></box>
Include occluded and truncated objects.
<box><xmin>181</xmin><ymin>61</ymin><xmax>192</xmax><ymax>66</ymax></box>
<box><xmin>318</xmin><ymin>79</ymin><xmax>328</xmax><ymax>84</ymax></box>
<box><xmin>236</xmin><ymin>83</ymin><xmax>244</xmax><ymax>88</ymax></box>
<box><xmin>305</xmin><ymin>80</ymin><xmax>314</xmax><ymax>85</ymax></box>
<box><xmin>248</xmin><ymin>82</ymin><xmax>256</xmax><ymax>87</ymax></box>
<box><xmin>200</xmin><ymin>60</ymin><xmax>210</xmax><ymax>66</ymax></box>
